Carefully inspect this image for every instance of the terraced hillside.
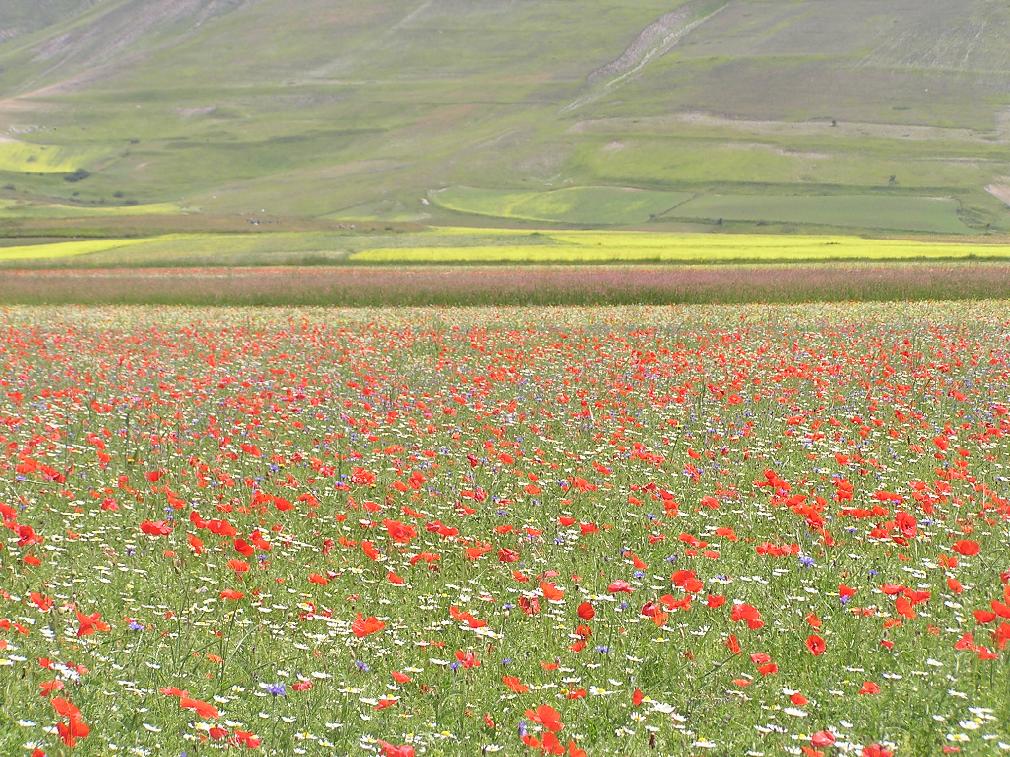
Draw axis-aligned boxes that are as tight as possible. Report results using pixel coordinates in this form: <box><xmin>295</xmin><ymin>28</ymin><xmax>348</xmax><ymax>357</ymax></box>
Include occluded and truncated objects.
<box><xmin>0</xmin><ymin>0</ymin><xmax>1009</xmax><ymax>236</ymax></box>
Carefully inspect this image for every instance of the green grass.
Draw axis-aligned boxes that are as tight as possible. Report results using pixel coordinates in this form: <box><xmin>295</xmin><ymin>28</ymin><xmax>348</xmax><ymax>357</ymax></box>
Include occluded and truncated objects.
<box><xmin>432</xmin><ymin>186</ymin><xmax>693</xmax><ymax>225</ymax></box>
<box><xmin>0</xmin><ymin>199</ymin><xmax>182</xmax><ymax>217</ymax></box>
<box><xmin>0</xmin><ymin>139</ymin><xmax>107</xmax><ymax>174</ymax></box>
<box><xmin>570</xmin><ymin>135</ymin><xmax>1010</xmax><ymax>192</ymax></box>
<box><xmin>663</xmin><ymin>194</ymin><xmax>975</xmax><ymax>234</ymax></box>
<box><xmin>0</xmin><ymin>1</ymin><xmax>1006</xmax><ymax>236</ymax></box>
<box><xmin>431</xmin><ymin>183</ymin><xmax>982</xmax><ymax>234</ymax></box>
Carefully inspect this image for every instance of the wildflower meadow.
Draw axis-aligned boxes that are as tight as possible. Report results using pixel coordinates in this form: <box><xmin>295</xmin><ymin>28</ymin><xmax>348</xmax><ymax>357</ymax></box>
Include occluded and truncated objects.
<box><xmin>2</xmin><ymin>303</ymin><xmax>1010</xmax><ymax>756</ymax></box>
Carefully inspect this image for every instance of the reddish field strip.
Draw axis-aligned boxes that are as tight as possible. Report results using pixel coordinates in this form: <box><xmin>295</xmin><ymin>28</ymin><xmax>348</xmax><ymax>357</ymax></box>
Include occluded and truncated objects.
<box><xmin>2</xmin><ymin>263</ymin><xmax>1010</xmax><ymax>305</ymax></box>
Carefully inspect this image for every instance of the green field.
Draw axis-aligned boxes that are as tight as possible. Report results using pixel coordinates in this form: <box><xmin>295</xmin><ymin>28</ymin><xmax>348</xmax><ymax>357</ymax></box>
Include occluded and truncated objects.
<box><xmin>352</xmin><ymin>230</ymin><xmax>1010</xmax><ymax>264</ymax></box>
<box><xmin>432</xmin><ymin>186</ymin><xmax>694</xmax><ymax>225</ymax></box>
<box><xmin>2</xmin><ymin>228</ymin><xmax>1009</xmax><ymax>269</ymax></box>
<box><xmin>0</xmin><ymin>199</ymin><xmax>181</xmax><ymax>218</ymax></box>
<box><xmin>0</xmin><ymin>238</ymin><xmax>142</xmax><ymax>261</ymax></box>
<box><xmin>0</xmin><ymin>0</ymin><xmax>1007</xmax><ymax>238</ymax></box>
<box><xmin>0</xmin><ymin>139</ymin><xmax>107</xmax><ymax>174</ymax></box>
<box><xmin>0</xmin><ymin>233</ymin><xmax>359</xmax><ymax>266</ymax></box>
<box><xmin>663</xmin><ymin>194</ymin><xmax>974</xmax><ymax>234</ymax></box>
<box><xmin>432</xmin><ymin>187</ymin><xmax>976</xmax><ymax>233</ymax></box>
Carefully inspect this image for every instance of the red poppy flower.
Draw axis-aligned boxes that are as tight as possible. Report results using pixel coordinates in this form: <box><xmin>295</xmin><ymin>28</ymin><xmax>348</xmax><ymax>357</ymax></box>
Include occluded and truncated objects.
<box><xmin>540</xmin><ymin>581</ymin><xmax>564</xmax><ymax>601</ymax></box>
<box><xmin>806</xmin><ymin>634</ymin><xmax>826</xmax><ymax>656</ymax></box>
<box><xmin>811</xmin><ymin>730</ymin><xmax>836</xmax><ymax>748</ymax></box>
<box><xmin>525</xmin><ymin>704</ymin><xmax>564</xmax><ymax>733</ymax></box>
<box><xmin>503</xmin><ymin>675</ymin><xmax>529</xmax><ymax>693</ymax></box>
<box><xmin>140</xmin><ymin>519</ymin><xmax>172</xmax><ymax>536</ymax></box>
<box><xmin>351</xmin><ymin>613</ymin><xmax>385</xmax><ymax>638</ymax></box>
<box><xmin>76</xmin><ymin>610</ymin><xmax>110</xmax><ymax>637</ymax></box>
<box><xmin>952</xmin><ymin>540</ymin><xmax>980</xmax><ymax>556</ymax></box>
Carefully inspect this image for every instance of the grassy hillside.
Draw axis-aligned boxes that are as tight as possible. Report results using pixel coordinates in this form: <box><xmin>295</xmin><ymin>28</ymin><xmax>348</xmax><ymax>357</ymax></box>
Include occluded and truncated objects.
<box><xmin>0</xmin><ymin>0</ymin><xmax>1008</xmax><ymax>239</ymax></box>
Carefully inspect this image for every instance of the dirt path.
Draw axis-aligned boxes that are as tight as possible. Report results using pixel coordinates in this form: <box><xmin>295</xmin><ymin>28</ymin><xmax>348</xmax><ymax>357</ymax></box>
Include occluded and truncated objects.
<box><xmin>985</xmin><ymin>182</ymin><xmax>1010</xmax><ymax>207</ymax></box>
<box><xmin>562</xmin><ymin>1</ymin><xmax>730</xmax><ymax>114</ymax></box>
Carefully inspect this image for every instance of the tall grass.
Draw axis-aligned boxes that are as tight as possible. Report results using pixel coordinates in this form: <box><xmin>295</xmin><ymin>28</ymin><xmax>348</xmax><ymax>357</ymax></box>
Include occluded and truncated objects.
<box><xmin>2</xmin><ymin>263</ymin><xmax>1009</xmax><ymax>306</ymax></box>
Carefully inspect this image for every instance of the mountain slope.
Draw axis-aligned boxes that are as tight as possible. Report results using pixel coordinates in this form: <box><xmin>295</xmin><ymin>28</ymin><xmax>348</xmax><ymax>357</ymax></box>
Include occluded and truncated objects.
<box><xmin>0</xmin><ymin>1</ymin><xmax>98</xmax><ymax>42</ymax></box>
<box><xmin>0</xmin><ymin>0</ymin><xmax>1008</xmax><ymax>235</ymax></box>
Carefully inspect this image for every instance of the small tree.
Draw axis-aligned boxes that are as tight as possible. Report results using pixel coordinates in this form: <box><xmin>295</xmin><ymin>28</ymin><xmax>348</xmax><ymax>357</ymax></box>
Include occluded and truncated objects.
<box><xmin>64</xmin><ymin>169</ymin><xmax>91</xmax><ymax>183</ymax></box>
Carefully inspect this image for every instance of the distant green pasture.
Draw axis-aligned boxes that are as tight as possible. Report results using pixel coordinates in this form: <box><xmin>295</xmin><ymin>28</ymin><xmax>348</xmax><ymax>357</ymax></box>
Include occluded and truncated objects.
<box><xmin>432</xmin><ymin>186</ymin><xmax>693</xmax><ymax>225</ymax></box>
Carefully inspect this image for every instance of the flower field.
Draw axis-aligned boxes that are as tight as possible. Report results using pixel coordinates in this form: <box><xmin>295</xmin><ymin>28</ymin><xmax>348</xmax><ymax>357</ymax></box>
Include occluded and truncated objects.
<box><xmin>7</xmin><ymin>264</ymin><xmax>1010</xmax><ymax>308</ymax></box>
<box><xmin>3</xmin><ymin>303</ymin><xmax>1010</xmax><ymax>756</ymax></box>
